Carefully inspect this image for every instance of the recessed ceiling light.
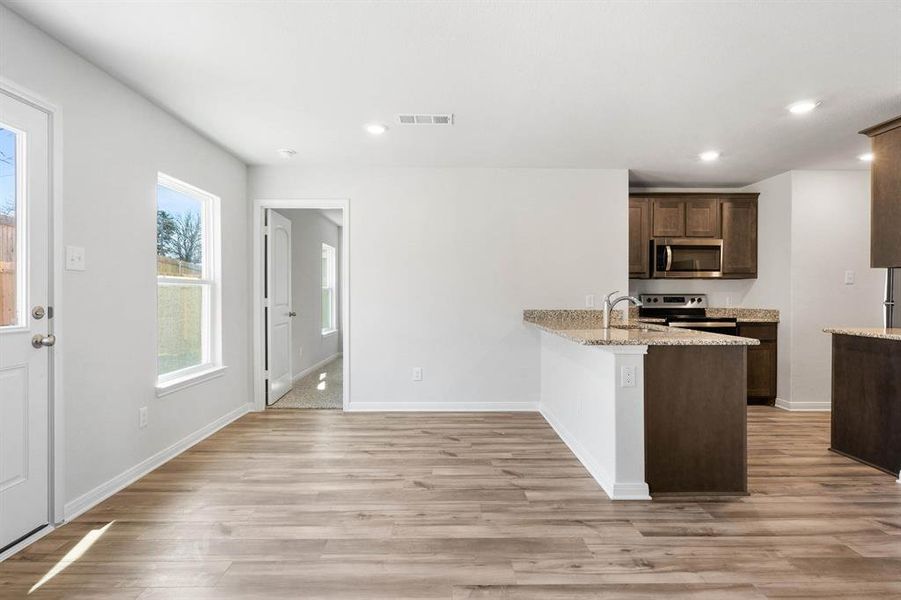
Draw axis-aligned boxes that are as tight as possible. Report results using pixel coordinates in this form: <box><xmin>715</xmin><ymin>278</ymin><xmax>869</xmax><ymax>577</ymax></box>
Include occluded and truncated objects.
<box><xmin>699</xmin><ymin>150</ymin><xmax>721</xmax><ymax>162</ymax></box>
<box><xmin>365</xmin><ymin>123</ymin><xmax>387</xmax><ymax>135</ymax></box>
<box><xmin>787</xmin><ymin>100</ymin><xmax>820</xmax><ymax>115</ymax></box>
<box><xmin>859</xmin><ymin>152</ymin><xmax>874</xmax><ymax>162</ymax></box>
<box><xmin>277</xmin><ymin>148</ymin><xmax>296</xmax><ymax>158</ymax></box>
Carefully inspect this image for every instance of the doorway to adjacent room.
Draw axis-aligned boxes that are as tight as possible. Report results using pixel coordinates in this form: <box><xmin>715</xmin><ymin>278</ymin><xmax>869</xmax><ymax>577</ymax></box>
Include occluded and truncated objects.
<box><xmin>252</xmin><ymin>200</ymin><xmax>348</xmax><ymax>411</ymax></box>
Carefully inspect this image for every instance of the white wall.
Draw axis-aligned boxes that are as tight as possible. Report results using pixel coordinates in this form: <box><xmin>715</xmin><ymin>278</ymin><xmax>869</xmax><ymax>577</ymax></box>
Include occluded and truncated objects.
<box><xmin>747</xmin><ymin>173</ymin><xmax>793</xmax><ymax>403</ymax></box>
<box><xmin>0</xmin><ymin>6</ymin><xmax>251</xmax><ymax>509</ymax></box>
<box><xmin>789</xmin><ymin>170</ymin><xmax>881</xmax><ymax>409</ymax></box>
<box><xmin>251</xmin><ymin>167</ymin><xmax>629</xmax><ymax>409</ymax></box>
<box><xmin>273</xmin><ymin>209</ymin><xmax>342</xmax><ymax>378</ymax></box>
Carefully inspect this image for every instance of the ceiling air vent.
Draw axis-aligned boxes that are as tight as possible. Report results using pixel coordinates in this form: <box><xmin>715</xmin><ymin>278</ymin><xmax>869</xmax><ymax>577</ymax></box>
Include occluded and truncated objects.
<box><xmin>397</xmin><ymin>114</ymin><xmax>454</xmax><ymax>126</ymax></box>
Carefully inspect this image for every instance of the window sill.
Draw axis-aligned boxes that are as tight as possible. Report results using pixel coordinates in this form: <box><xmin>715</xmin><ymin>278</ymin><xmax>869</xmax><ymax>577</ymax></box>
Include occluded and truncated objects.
<box><xmin>156</xmin><ymin>365</ymin><xmax>227</xmax><ymax>398</ymax></box>
<box><xmin>321</xmin><ymin>328</ymin><xmax>338</xmax><ymax>337</ymax></box>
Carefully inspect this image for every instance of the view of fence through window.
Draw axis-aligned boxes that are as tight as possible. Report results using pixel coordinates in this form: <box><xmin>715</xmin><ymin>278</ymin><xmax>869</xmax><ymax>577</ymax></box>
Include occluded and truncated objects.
<box><xmin>0</xmin><ymin>127</ymin><xmax>18</xmax><ymax>328</ymax></box>
<box><xmin>157</xmin><ymin>183</ymin><xmax>204</xmax><ymax>375</ymax></box>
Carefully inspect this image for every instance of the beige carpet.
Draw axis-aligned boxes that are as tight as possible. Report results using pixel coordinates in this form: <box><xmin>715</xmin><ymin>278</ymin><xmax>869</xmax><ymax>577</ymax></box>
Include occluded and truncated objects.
<box><xmin>268</xmin><ymin>357</ymin><xmax>343</xmax><ymax>409</ymax></box>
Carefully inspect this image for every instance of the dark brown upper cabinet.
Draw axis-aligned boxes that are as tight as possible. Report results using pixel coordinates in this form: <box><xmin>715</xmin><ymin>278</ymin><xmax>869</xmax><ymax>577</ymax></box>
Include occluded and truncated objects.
<box><xmin>860</xmin><ymin>116</ymin><xmax>901</xmax><ymax>268</ymax></box>
<box><xmin>629</xmin><ymin>192</ymin><xmax>758</xmax><ymax>279</ymax></box>
<box><xmin>685</xmin><ymin>198</ymin><xmax>720</xmax><ymax>237</ymax></box>
<box><xmin>629</xmin><ymin>198</ymin><xmax>651</xmax><ymax>278</ymax></box>
<box><xmin>651</xmin><ymin>199</ymin><xmax>686</xmax><ymax>237</ymax></box>
<box><xmin>651</xmin><ymin>196</ymin><xmax>720</xmax><ymax>238</ymax></box>
<box><xmin>720</xmin><ymin>197</ymin><xmax>758</xmax><ymax>277</ymax></box>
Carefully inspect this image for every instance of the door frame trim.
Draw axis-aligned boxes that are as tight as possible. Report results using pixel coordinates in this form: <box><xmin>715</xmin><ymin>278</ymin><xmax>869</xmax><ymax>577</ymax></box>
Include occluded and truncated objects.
<box><xmin>0</xmin><ymin>77</ymin><xmax>66</xmax><ymax>528</ymax></box>
<box><xmin>251</xmin><ymin>199</ymin><xmax>349</xmax><ymax>412</ymax></box>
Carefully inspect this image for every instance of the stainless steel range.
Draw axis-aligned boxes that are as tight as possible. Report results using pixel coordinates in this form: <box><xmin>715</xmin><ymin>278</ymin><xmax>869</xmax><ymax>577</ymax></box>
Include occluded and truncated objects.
<box><xmin>638</xmin><ymin>293</ymin><xmax>738</xmax><ymax>336</ymax></box>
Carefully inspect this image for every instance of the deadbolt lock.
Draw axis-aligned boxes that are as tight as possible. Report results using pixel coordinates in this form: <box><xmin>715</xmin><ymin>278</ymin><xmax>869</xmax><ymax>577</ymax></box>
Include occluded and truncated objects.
<box><xmin>32</xmin><ymin>306</ymin><xmax>46</xmax><ymax>320</ymax></box>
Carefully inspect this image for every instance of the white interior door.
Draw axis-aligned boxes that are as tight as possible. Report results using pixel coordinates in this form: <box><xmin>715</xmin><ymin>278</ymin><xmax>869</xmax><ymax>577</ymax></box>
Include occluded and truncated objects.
<box><xmin>0</xmin><ymin>90</ymin><xmax>51</xmax><ymax>551</ymax></box>
<box><xmin>266</xmin><ymin>210</ymin><xmax>293</xmax><ymax>404</ymax></box>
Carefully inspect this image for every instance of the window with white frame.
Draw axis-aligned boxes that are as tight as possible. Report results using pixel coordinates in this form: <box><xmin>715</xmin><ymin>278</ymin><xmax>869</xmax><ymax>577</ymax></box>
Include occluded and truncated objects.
<box><xmin>321</xmin><ymin>242</ymin><xmax>337</xmax><ymax>335</ymax></box>
<box><xmin>156</xmin><ymin>173</ymin><xmax>221</xmax><ymax>385</ymax></box>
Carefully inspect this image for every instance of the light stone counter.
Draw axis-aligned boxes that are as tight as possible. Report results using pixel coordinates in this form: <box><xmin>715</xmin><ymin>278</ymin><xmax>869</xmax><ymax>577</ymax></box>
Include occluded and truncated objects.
<box><xmin>524</xmin><ymin>310</ymin><xmax>759</xmax><ymax>346</ymax></box>
<box><xmin>823</xmin><ymin>327</ymin><xmax>901</xmax><ymax>342</ymax></box>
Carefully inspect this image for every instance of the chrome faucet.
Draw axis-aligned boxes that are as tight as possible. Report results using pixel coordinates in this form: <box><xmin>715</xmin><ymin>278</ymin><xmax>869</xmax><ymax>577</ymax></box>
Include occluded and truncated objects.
<box><xmin>602</xmin><ymin>291</ymin><xmax>643</xmax><ymax>328</ymax></box>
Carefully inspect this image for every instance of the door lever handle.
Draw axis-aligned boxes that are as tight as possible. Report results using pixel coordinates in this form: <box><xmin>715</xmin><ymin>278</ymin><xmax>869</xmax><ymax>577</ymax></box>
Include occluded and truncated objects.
<box><xmin>32</xmin><ymin>334</ymin><xmax>56</xmax><ymax>348</ymax></box>
<box><xmin>288</xmin><ymin>311</ymin><xmax>297</xmax><ymax>317</ymax></box>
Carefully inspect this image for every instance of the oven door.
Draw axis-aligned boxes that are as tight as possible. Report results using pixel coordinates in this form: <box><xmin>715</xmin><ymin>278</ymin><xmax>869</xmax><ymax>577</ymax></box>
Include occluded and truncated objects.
<box><xmin>653</xmin><ymin>239</ymin><xmax>723</xmax><ymax>278</ymax></box>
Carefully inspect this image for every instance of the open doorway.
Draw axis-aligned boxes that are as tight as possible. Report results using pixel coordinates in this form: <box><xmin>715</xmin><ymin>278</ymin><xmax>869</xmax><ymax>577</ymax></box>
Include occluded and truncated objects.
<box><xmin>252</xmin><ymin>200</ymin><xmax>349</xmax><ymax>411</ymax></box>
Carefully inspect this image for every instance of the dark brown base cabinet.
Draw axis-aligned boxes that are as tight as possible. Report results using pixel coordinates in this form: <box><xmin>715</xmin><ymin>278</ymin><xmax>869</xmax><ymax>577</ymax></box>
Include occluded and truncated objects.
<box><xmin>831</xmin><ymin>334</ymin><xmax>901</xmax><ymax>476</ymax></box>
<box><xmin>644</xmin><ymin>345</ymin><xmax>748</xmax><ymax>496</ymax></box>
<box><xmin>738</xmin><ymin>322</ymin><xmax>778</xmax><ymax>405</ymax></box>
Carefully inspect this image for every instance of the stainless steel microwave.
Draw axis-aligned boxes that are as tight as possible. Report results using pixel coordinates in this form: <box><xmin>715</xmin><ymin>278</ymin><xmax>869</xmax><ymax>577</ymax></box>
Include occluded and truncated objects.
<box><xmin>652</xmin><ymin>238</ymin><xmax>723</xmax><ymax>278</ymax></box>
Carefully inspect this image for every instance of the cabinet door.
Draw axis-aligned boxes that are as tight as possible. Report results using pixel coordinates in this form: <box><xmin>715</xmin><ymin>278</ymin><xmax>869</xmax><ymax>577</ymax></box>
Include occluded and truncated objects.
<box><xmin>746</xmin><ymin>341</ymin><xmax>777</xmax><ymax>400</ymax></box>
<box><xmin>652</xmin><ymin>199</ymin><xmax>685</xmax><ymax>237</ymax></box>
<box><xmin>721</xmin><ymin>198</ymin><xmax>758</xmax><ymax>276</ymax></box>
<box><xmin>629</xmin><ymin>198</ymin><xmax>650</xmax><ymax>277</ymax></box>
<box><xmin>870</xmin><ymin>127</ymin><xmax>901</xmax><ymax>267</ymax></box>
<box><xmin>739</xmin><ymin>323</ymin><xmax>777</xmax><ymax>402</ymax></box>
<box><xmin>685</xmin><ymin>198</ymin><xmax>720</xmax><ymax>237</ymax></box>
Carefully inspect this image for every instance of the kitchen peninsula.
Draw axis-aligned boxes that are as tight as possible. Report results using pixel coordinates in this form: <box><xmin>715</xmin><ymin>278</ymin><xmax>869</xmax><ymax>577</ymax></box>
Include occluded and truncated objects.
<box><xmin>525</xmin><ymin>309</ymin><xmax>758</xmax><ymax>500</ymax></box>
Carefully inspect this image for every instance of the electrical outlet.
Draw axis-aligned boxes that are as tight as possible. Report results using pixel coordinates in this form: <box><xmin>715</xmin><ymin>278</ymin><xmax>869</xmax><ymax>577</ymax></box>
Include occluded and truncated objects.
<box><xmin>412</xmin><ymin>367</ymin><xmax>423</xmax><ymax>382</ymax></box>
<box><xmin>585</xmin><ymin>294</ymin><xmax>595</xmax><ymax>308</ymax></box>
<box><xmin>844</xmin><ymin>270</ymin><xmax>855</xmax><ymax>285</ymax></box>
<box><xmin>621</xmin><ymin>365</ymin><xmax>636</xmax><ymax>388</ymax></box>
<box><xmin>139</xmin><ymin>407</ymin><xmax>148</xmax><ymax>429</ymax></box>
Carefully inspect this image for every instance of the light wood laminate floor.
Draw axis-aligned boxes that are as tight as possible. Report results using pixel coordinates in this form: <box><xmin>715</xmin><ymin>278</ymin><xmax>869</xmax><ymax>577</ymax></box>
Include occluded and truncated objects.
<box><xmin>2</xmin><ymin>407</ymin><xmax>901</xmax><ymax>599</ymax></box>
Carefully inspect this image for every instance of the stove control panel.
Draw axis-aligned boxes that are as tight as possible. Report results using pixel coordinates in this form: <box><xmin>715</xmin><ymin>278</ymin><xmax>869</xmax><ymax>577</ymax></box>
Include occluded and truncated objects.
<box><xmin>639</xmin><ymin>294</ymin><xmax>708</xmax><ymax>309</ymax></box>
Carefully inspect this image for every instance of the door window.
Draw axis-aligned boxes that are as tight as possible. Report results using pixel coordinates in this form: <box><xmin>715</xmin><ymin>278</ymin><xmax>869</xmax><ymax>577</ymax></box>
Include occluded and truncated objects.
<box><xmin>0</xmin><ymin>126</ymin><xmax>22</xmax><ymax>328</ymax></box>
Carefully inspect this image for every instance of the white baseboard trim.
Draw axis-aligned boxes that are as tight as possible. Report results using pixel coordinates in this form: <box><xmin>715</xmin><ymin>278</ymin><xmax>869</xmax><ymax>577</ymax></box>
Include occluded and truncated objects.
<box><xmin>539</xmin><ymin>403</ymin><xmax>650</xmax><ymax>501</ymax></box>
<box><xmin>292</xmin><ymin>353</ymin><xmax>342</xmax><ymax>383</ymax></box>
<box><xmin>0</xmin><ymin>524</ymin><xmax>55</xmax><ymax>563</ymax></box>
<box><xmin>775</xmin><ymin>398</ymin><xmax>831</xmax><ymax>411</ymax></box>
<box><xmin>345</xmin><ymin>401</ymin><xmax>537</xmax><ymax>412</ymax></box>
<box><xmin>63</xmin><ymin>402</ymin><xmax>252</xmax><ymax>522</ymax></box>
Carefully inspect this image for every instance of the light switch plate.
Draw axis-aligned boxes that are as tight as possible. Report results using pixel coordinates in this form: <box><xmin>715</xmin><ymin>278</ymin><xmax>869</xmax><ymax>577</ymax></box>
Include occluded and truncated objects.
<box><xmin>844</xmin><ymin>270</ymin><xmax>855</xmax><ymax>285</ymax></box>
<box><xmin>412</xmin><ymin>367</ymin><xmax>423</xmax><ymax>382</ymax></box>
<box><xmin>585</xmin><ymin>294</ymin><xmax>595</xmax><ymax>308</ymax></box>
<box><xmin>66</xmin><ymin>246</ymin><xmax>86</xmax><ymax>271</ymax></box>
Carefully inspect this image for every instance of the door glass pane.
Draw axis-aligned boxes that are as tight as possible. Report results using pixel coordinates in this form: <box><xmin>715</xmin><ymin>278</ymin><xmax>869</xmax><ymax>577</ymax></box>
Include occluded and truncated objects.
<box><xmin>157</xmin><ymin>184</ymin><xmax>203</xmax><ymax>279</ymax></box>
<box><xmin>321</xmin><ymin>288</ymin><xmax>332</xmax><ymax>330</ymax></box>
<box><xmin>0</xmin><ymin>127</ymin><xmax>18</xmax><ymax>327</ymax></box>
<box><xmin>158</xmin><ymin>284</ymin><xmax>204</xmax><ymax>374</ymax></box>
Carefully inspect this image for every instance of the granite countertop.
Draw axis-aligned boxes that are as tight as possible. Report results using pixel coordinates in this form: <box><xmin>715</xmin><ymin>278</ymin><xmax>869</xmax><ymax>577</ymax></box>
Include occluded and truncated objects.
<box><xmin>823</xmin><ymin>327</ymin><xmax>901</xmax><ymax>342</ymax></box>
<box><xmin>629</xmin><ymin>307</ymin><xmax>779</xmax><ymax>323</ymax></box>
<box><xmin>524</xmin><ymin>310</ymin><xmax>759</xmax><ymax>347</ymax></box>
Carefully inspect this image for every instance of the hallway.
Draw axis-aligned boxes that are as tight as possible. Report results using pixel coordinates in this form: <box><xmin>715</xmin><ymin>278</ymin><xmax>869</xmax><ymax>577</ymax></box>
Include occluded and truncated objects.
<box><xmin>269</xmin><ymin>357</ymin><xmax>343</xmax><ymax>410</ymax></box>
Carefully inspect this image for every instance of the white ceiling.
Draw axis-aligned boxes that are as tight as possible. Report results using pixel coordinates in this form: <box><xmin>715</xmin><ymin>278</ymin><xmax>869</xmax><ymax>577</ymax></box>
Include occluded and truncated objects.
<box><xmin>5</xmin><ymin>1</ymin><xmax>900</xmax><ymax>186</ymax></box>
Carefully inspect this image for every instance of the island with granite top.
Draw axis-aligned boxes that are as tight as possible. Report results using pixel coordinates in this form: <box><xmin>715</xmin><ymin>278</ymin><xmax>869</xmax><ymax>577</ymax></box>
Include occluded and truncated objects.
<box><xmin>525</xmin><ymin>309</ymin><xmax>759</xmax><ymax>500</ymax></box>
<box><xmin>823</xmin><ymin>327</ymin><xmax>901</xmax><ymax>480</ymax></box>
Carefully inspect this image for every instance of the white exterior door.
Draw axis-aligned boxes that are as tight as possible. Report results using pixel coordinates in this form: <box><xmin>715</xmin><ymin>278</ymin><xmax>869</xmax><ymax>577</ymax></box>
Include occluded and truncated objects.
<box><xmin>266</xmin><ymin>210</ymin><xmax>293</xmax><ymax>404</ymax></box>
<box><xmin>0</xmin><ymin>90</ymin><xmax>51</xmax><ymax>551</ymax></box>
